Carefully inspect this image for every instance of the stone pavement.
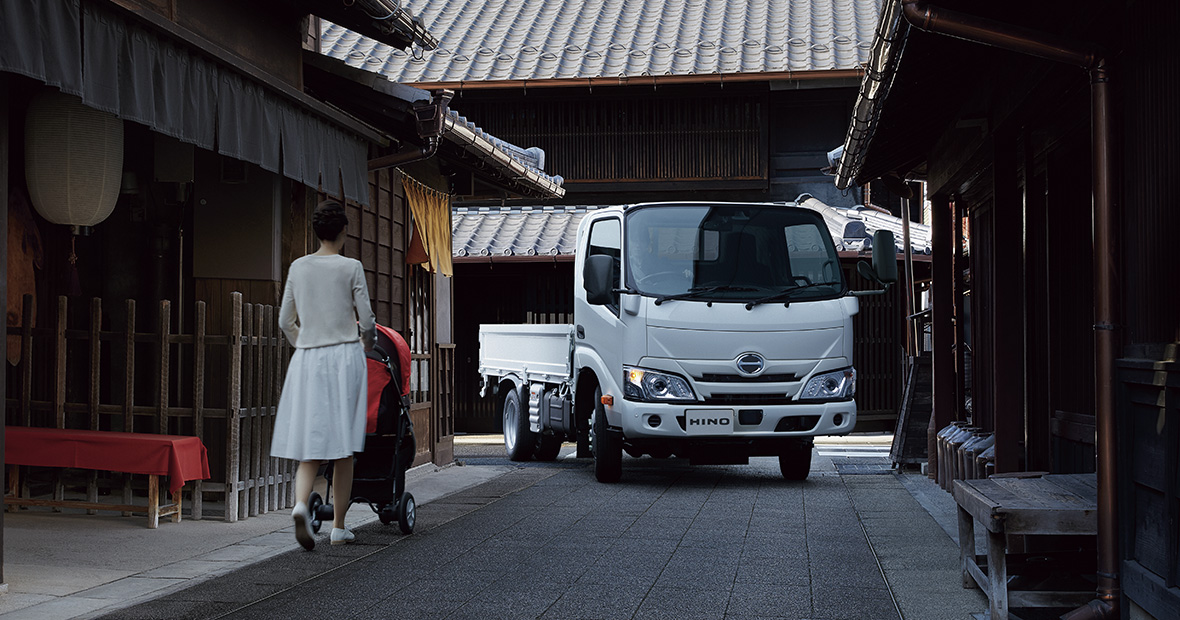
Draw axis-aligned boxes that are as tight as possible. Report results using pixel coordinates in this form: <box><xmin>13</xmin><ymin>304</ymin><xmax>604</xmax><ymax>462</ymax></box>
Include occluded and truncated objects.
<box><xmin>2</xmin><ymin>435</ymin><xmax>988</xmax><ymax>619</ymax></box>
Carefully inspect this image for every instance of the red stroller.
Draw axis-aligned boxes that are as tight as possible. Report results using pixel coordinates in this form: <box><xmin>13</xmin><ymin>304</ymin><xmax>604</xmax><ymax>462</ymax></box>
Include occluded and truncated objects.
<box><xmin>307</xmin><ymin>324</ymin><xmax>417</xmax><ymax>534</ymax></box>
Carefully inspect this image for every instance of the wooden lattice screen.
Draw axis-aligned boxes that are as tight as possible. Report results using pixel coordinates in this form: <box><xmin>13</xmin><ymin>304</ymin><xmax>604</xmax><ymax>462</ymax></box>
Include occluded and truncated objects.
<box><xmin>5</xmin><ymin>292</ymin><xmax>293</xmax><ymax>522</ymax></box>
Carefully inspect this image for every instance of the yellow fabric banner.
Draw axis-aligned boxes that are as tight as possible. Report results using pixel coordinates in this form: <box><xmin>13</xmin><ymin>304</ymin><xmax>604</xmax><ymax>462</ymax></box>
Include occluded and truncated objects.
<box><xmin>401</xmin><ymin>174</ymin><xmax>453</xmax><ymax>277</ymax></box>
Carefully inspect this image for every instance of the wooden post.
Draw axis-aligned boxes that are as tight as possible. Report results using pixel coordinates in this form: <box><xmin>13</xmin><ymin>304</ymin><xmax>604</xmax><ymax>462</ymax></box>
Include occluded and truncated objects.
<box><xmin>157</xmin><ymin>300</ymin><xmax>171</xmax><ymax>435</ymax></box>
<box><xmin>277</xmin><ymin>320</ymin><xmax>290</xmax><ymax>508</ymax></box>
<box><xmin>931</xmin><ymin>194</ymin><xmax>957</xmax><ymax>478</ymax></box>
<box><xmin>89</xmin><ymin>298</ymin><xmax>102</xmax><ymax>429</ymax></box>
<box><xmin>53</xmin><ymin>296</ymin><xmax>66</xmax><ymax>508</ymax></box>
<box><xmin>192</xmin><ymin>301</ymin><xmax>206</xmax><ymax>520</ymax></box>
<box><xmin>992</xmin><ymin>130</ymin><xmax>1025</xmax><ymax>473</ymax></box>
<box><xmin>953</xmin><ymin>199</ymin><xmax>967</xmax><ymax>423</ymax></box>
<box><xmin>123</xmin><ymin>299</ymin><xmax>136</xmax><ymax>515</ymax></box>
<box><xmin>246</xmin><ymin>303</ymin><xmax>260</xmax><ymax>518</ymax></box>
<box><xmin>19</xmin><ymin>294</ymin><xmax>32</xmax><ymax>428</ymax></box>
<box><xmin>147</xmin><ymin>474</ymin><xmax>160</xmax><ymax>529</ymax></box>
<box><xmin>226</xmin><ymin>292</ymin><xmax>242</xmax><ymax>522</ymax></box>
<box><xmin>261</xmin><ymin>304</ymin><xmax>273</xmax><ymax>513</ymax></box>
<box><xmin>88</xmin><ymin>298</ymin><xmax>101</xmax><ymax>513</ymax></box>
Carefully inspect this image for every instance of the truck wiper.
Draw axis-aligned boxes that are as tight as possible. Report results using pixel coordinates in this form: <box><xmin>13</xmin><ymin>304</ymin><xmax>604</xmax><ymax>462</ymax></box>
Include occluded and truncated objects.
<box><xmin>654</xmin><ymin>285</ymin><xmax>758</xmax><ymax>306</ymax></box>
<box><xmin>744</xmin><ymin>282</ymin><xmax>842</xmax><ymax>310</ymax></box>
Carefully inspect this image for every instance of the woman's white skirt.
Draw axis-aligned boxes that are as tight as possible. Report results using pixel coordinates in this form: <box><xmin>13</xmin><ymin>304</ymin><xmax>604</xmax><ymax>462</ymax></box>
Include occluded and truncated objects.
<box><xmin>270</xmin><ymin>341</ymin><xmax>367</xmax><ymax>461</ymax></box>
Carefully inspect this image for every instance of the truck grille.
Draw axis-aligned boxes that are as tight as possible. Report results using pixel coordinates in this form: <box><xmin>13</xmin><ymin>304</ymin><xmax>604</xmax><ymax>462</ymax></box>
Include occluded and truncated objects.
<box><xmin>697</xmin><ymin>373</ymin><xmax>797</xmax><ymax>383</ymax></box>
<box><xmin>702</xmin><ymin>394</ymin><xmax>792</xmax><ymax>406</ymax></box>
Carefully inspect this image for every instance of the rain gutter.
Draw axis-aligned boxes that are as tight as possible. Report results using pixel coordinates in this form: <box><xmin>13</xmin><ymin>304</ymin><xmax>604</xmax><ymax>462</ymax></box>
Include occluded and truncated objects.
<box><xmin>890</xmin><ymin>2</ymin><xmax>1117</xmax><ymax>618</ymax></box>
<box><xmin>409</xmin><ymin>69</ymin><xmax>865</xmax><ymax>92</ymax></box>
<box><xmin>833</xmin><ymin>0</ymin><xmax>907</xmax><ymax>191</ymax></box>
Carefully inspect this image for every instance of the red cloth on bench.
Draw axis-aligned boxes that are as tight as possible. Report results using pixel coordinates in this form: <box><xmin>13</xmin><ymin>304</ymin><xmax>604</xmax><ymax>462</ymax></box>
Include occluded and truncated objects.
<box><xmin>5</xmin><ymin>427</ymin><xmax>210</xmax><ymax>493</ymax></box>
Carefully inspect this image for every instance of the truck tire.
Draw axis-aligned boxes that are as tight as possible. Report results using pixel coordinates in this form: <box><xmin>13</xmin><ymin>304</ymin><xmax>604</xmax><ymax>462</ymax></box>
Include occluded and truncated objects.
<box><xmin>592</xmin><ymin>386</ymin><xmax>622</xmax><ymax>482</ymax></box>
<box><xmin>534</xmin><ymin>432</ymin><xmax>563</xmax><ymax>461</ymax></box>
<box><xmin>504</xmin><ymin>387</ymin><xmax>536</xmax><ymax>461</ymax></box>
<box><xmin>779</xmin><ymin>439</ymin><xmax>813</xmax><ymax>481</ymax></box>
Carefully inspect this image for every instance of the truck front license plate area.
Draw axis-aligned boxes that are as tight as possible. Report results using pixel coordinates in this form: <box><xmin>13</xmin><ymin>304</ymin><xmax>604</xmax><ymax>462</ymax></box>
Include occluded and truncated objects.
<box><xmin>684</xmin><ymin>409</ymin><xmax>734</xmax><ymax>435</ymax></box>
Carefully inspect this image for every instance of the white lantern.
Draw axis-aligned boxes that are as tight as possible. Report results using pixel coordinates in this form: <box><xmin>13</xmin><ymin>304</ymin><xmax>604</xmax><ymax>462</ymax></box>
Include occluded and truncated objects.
<box><xmin>25</xmin><ymin>91</ymin><xmax>124</xmax><ymax>234</ymax></box>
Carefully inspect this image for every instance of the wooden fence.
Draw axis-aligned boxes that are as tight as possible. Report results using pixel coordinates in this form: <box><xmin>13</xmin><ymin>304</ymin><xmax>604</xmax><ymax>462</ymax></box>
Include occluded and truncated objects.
<box><xmin>5</xmin><ymin>292</ymin><xmax>292</xmax><ymax>522</ymax></box>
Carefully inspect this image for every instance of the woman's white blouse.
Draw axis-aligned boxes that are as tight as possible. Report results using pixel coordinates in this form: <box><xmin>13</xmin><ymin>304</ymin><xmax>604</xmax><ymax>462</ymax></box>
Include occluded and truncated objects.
<box><xmin>278</xmin><ymin>254</ymin><xmax>376</xmax><ymax>349</ymax></box>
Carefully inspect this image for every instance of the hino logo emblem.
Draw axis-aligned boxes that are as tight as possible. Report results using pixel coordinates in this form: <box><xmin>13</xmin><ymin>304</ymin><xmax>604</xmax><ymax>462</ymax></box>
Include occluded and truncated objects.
<box><xmin>736</xmin><ymin>353</ymin><xmax>765</xmax><ymax>376</ymax></box>
<box><xmin>688</xmin><ymin>417</ymin><xmax>731</xmax><ymax>426</ymax></box>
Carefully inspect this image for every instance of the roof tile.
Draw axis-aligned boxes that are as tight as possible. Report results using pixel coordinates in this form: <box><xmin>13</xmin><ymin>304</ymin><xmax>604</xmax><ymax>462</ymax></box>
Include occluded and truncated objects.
<box><xmin>323</xmin><ymin>0</ymin><xmax>882</xmax><ymax>83</ymax></box>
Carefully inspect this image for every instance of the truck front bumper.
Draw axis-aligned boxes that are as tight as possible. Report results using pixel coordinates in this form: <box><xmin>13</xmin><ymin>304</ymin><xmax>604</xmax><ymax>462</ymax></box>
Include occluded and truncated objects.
<box><xmin>610</xmin><ymin>399</ymin><xmax>856</xmax><ymax>440</ymax></box>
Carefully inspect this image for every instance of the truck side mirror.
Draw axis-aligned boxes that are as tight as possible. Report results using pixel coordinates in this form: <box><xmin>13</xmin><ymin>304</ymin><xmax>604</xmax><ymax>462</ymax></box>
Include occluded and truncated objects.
<box><xmin>851</xmin><ymin>230</ymin><xmax>898</xmax><ymax>296</ymax></box>
<box><xmin>870</xmin><ymin>230</ymin><xmax>898</xmax><ymax>284</ymax></box>
<box><xmin>584</xmin><ymin>254</ymin><xmax>616</xmax><ymax>306</ymax></box>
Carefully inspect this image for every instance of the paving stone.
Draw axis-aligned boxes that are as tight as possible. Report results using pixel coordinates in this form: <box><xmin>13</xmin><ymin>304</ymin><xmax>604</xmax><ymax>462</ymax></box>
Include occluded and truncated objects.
<box><xmin>811</xmin><ymin>585</ymin><xmax>899</xmax><ymax>620</ymax></box>
<box><xmin>726</xmin><ymin>582</ymin><xmax>812</xmax><ymax>617</ymax></box>
<box><xmin>635</xmin><ymin>586</ymin><xmax>731</xmax><ymax>620</ymax></box>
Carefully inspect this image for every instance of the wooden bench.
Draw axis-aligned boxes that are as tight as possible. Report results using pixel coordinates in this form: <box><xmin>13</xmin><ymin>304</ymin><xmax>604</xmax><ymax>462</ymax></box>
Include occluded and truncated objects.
<box><xmin>4</xmin><ymin>427</ymin><xmax>210</xmax><ymax>528</ymax></box>
<box><xmin>953</xmin><ymin>472</ymin><xmax>1098</xmax><ymax>620</ymax></box>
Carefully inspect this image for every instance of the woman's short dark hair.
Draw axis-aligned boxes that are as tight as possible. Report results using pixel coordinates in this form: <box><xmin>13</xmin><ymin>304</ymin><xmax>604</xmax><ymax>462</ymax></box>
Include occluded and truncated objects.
<box><xmin>312</xmin><ymin>200</ymin><xmax>348</xmax><ymax>241</ymax></box>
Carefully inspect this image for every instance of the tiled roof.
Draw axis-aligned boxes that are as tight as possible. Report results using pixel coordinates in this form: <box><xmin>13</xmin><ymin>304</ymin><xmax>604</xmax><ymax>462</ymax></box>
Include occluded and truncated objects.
<box><xmin>453</xmin><ymin>198</ymin><xmax>929</xmax><ymax>260</ymax></box>
<box><xmin>452</xmin><ymin>205</ymin><xmax>603</xmax><ymax>258</ymax></box>
<box><xmin>443</xmin><ymin>111</ymin><xmax>565</xmax><ymax>196</ymax></box>
<box><xmin>321</xmin><ymin>0</ymin><xmax>883</xmax><ymax>84</ymax></box>
<box><xmin>797</xmin><ymin>195</ymin><xmax>931</xmax><ymax>254</ymax></box>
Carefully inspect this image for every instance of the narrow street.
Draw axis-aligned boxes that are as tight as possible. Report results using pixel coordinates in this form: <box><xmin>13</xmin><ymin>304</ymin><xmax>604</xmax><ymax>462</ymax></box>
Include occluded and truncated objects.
<box><xmin>99</xmin><ymin>441</ymin><xmax>985</xmax><ymax>620</ymax></box>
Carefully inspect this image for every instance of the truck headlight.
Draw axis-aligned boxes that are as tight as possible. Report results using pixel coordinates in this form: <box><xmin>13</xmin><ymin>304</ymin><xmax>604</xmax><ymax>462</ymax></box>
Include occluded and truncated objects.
<box><xmin>799</xmin><ymin>368</ymin><xmax>856</xmax><ymax>401</ymax></box>
<box><xmin>623</xmin><ymin>366</ymin><xmax>696</xmax><ymax>403</ymax></box>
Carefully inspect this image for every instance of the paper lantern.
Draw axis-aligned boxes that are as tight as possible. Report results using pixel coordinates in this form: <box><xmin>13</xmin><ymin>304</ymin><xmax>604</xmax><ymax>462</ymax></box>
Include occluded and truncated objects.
<box><xmin>25</xmin><ymin>91</ymin><xmax>124</xmax><ymax>233</ymax></box>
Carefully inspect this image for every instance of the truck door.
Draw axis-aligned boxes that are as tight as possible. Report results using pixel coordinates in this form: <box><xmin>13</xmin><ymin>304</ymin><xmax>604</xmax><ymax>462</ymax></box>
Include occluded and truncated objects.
<box><xmin>575</xmin><ymin>215</ymin><xmax>628</xmax><ymax>409</ymax></box>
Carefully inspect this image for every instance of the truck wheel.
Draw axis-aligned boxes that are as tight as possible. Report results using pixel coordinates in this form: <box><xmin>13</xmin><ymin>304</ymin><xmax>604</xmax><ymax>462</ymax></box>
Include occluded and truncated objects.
<box><xmin>592</xmin><ymin>386</ymin><xmax>622</xmax><ymax>483</ymax></box>
<box><xmin>779</xmin><ymin>440</ymin><xmax>813</xmax><ymax>481</ymax></box>
<box><xmin>503</xmin><ymin>387</ymin><xmax>535</xmax><ymax>461</ymax></box>
<box><xmin>534</xmin><ymin>432</ymin><xmax>564</xmax><ymax>461</ymax></box>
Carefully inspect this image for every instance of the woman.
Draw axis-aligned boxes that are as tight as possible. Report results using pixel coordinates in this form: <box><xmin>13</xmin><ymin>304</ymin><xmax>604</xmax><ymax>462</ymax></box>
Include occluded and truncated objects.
<box><xmin>271</xmin><ymin>200</ymin><xmax>375</xmax><ymax>550</ymax></box>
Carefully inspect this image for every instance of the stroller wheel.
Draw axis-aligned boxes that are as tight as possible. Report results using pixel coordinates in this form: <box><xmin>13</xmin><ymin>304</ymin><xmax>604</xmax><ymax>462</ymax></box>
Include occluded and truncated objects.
<box><xmin>378</xmin><ymin>505</ymin><xmax>396</xmax><ymax>525</ymax></box>
<box><xmin>308</xmin><ymin>492</ymin><xmax>324</xmax><ymax>534</ymax></box>
<box><xmin>397</xmin><ymin>493</ymin><xmax>416</xmax><ymax>534</ymax></box>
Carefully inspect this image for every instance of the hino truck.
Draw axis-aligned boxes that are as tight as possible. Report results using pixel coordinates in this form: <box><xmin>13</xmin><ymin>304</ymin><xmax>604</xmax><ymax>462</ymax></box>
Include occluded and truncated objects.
<box><xmin>478</xmin><ymin>200</ymin><xmax>896</xmax><ymax>482</ymax></box>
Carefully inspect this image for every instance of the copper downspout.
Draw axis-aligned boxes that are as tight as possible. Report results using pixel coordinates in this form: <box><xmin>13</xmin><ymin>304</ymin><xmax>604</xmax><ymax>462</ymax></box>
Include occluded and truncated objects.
<box><xmin>367</xmin><ymin>140</ymin><xmax>438</xmax><ymax>172</ymax></box>
<box><xmin>900</xmin><ymin>3</ymin><xmax>1118</xmax><ymax>618</ymax></box>
<box><xmin>368</xmin><ymin>91</ymin><xmax>454</xmax><ymax>172</ymax></box>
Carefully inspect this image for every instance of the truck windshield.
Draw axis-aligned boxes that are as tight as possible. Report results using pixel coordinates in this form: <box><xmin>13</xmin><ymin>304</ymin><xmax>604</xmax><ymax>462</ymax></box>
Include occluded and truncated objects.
<box><xmin>624</xmin><ymin>205</ymin><xmax>845</xmax><ymax>303</ymax></box>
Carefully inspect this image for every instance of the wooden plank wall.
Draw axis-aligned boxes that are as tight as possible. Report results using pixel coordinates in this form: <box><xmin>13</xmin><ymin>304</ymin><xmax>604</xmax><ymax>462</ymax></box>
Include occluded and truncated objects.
<box><xmin>454</xmin><ymin>92</ymin><xmax>766</xmax><ymax>183</ymax></box>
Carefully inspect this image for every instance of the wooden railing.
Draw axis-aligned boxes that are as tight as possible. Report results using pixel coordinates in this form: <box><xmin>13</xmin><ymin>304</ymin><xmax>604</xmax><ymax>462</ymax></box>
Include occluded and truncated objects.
<box><xmin>6</xmin><ymin>292</ymin><xmax>292</xmax><ymax>522</ymax></box>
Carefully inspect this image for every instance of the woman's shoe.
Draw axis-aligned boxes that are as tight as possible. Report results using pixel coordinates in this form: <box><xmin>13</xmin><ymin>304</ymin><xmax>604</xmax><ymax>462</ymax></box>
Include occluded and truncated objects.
<box><xmin>292</xmin><ymin>503</ymin><xmax>315</xmax><ymax>551</ymax></box>
<box><xmin>330</xmin><ymin>527</ymin><xmax>356</xmax><ymax>545</ymax></box>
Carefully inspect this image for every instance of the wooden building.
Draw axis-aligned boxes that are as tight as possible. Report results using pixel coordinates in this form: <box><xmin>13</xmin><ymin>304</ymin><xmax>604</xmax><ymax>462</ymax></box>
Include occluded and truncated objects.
<box><xmin>0</xmin><ymin>0</ymin><xmax>563</xmax><ymax>579</ymax></box>
<box><xmin>834</xmin><ymin>0</ymin><xmax>1179</xmax><ymax>617</ymax></box>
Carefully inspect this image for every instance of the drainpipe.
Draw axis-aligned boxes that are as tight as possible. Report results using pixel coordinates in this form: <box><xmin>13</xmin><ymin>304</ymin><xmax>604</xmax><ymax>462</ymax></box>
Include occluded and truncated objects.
<box><xmin>899</xmin><ymin>3</ymin><xmax>1118</xmax><ymax>618</ymax></box>
<box><xmin>368</xmin><ymin>90</ymin><xmax>454</xmax><ymax>172</ymax></box>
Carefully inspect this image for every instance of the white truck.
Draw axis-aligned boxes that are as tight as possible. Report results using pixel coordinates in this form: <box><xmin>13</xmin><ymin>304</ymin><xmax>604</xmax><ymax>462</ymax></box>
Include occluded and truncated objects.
<box><xmin>478</xmin><ymin>200</ymin><xmax>896</xmax><ymax>482</ymax></box>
